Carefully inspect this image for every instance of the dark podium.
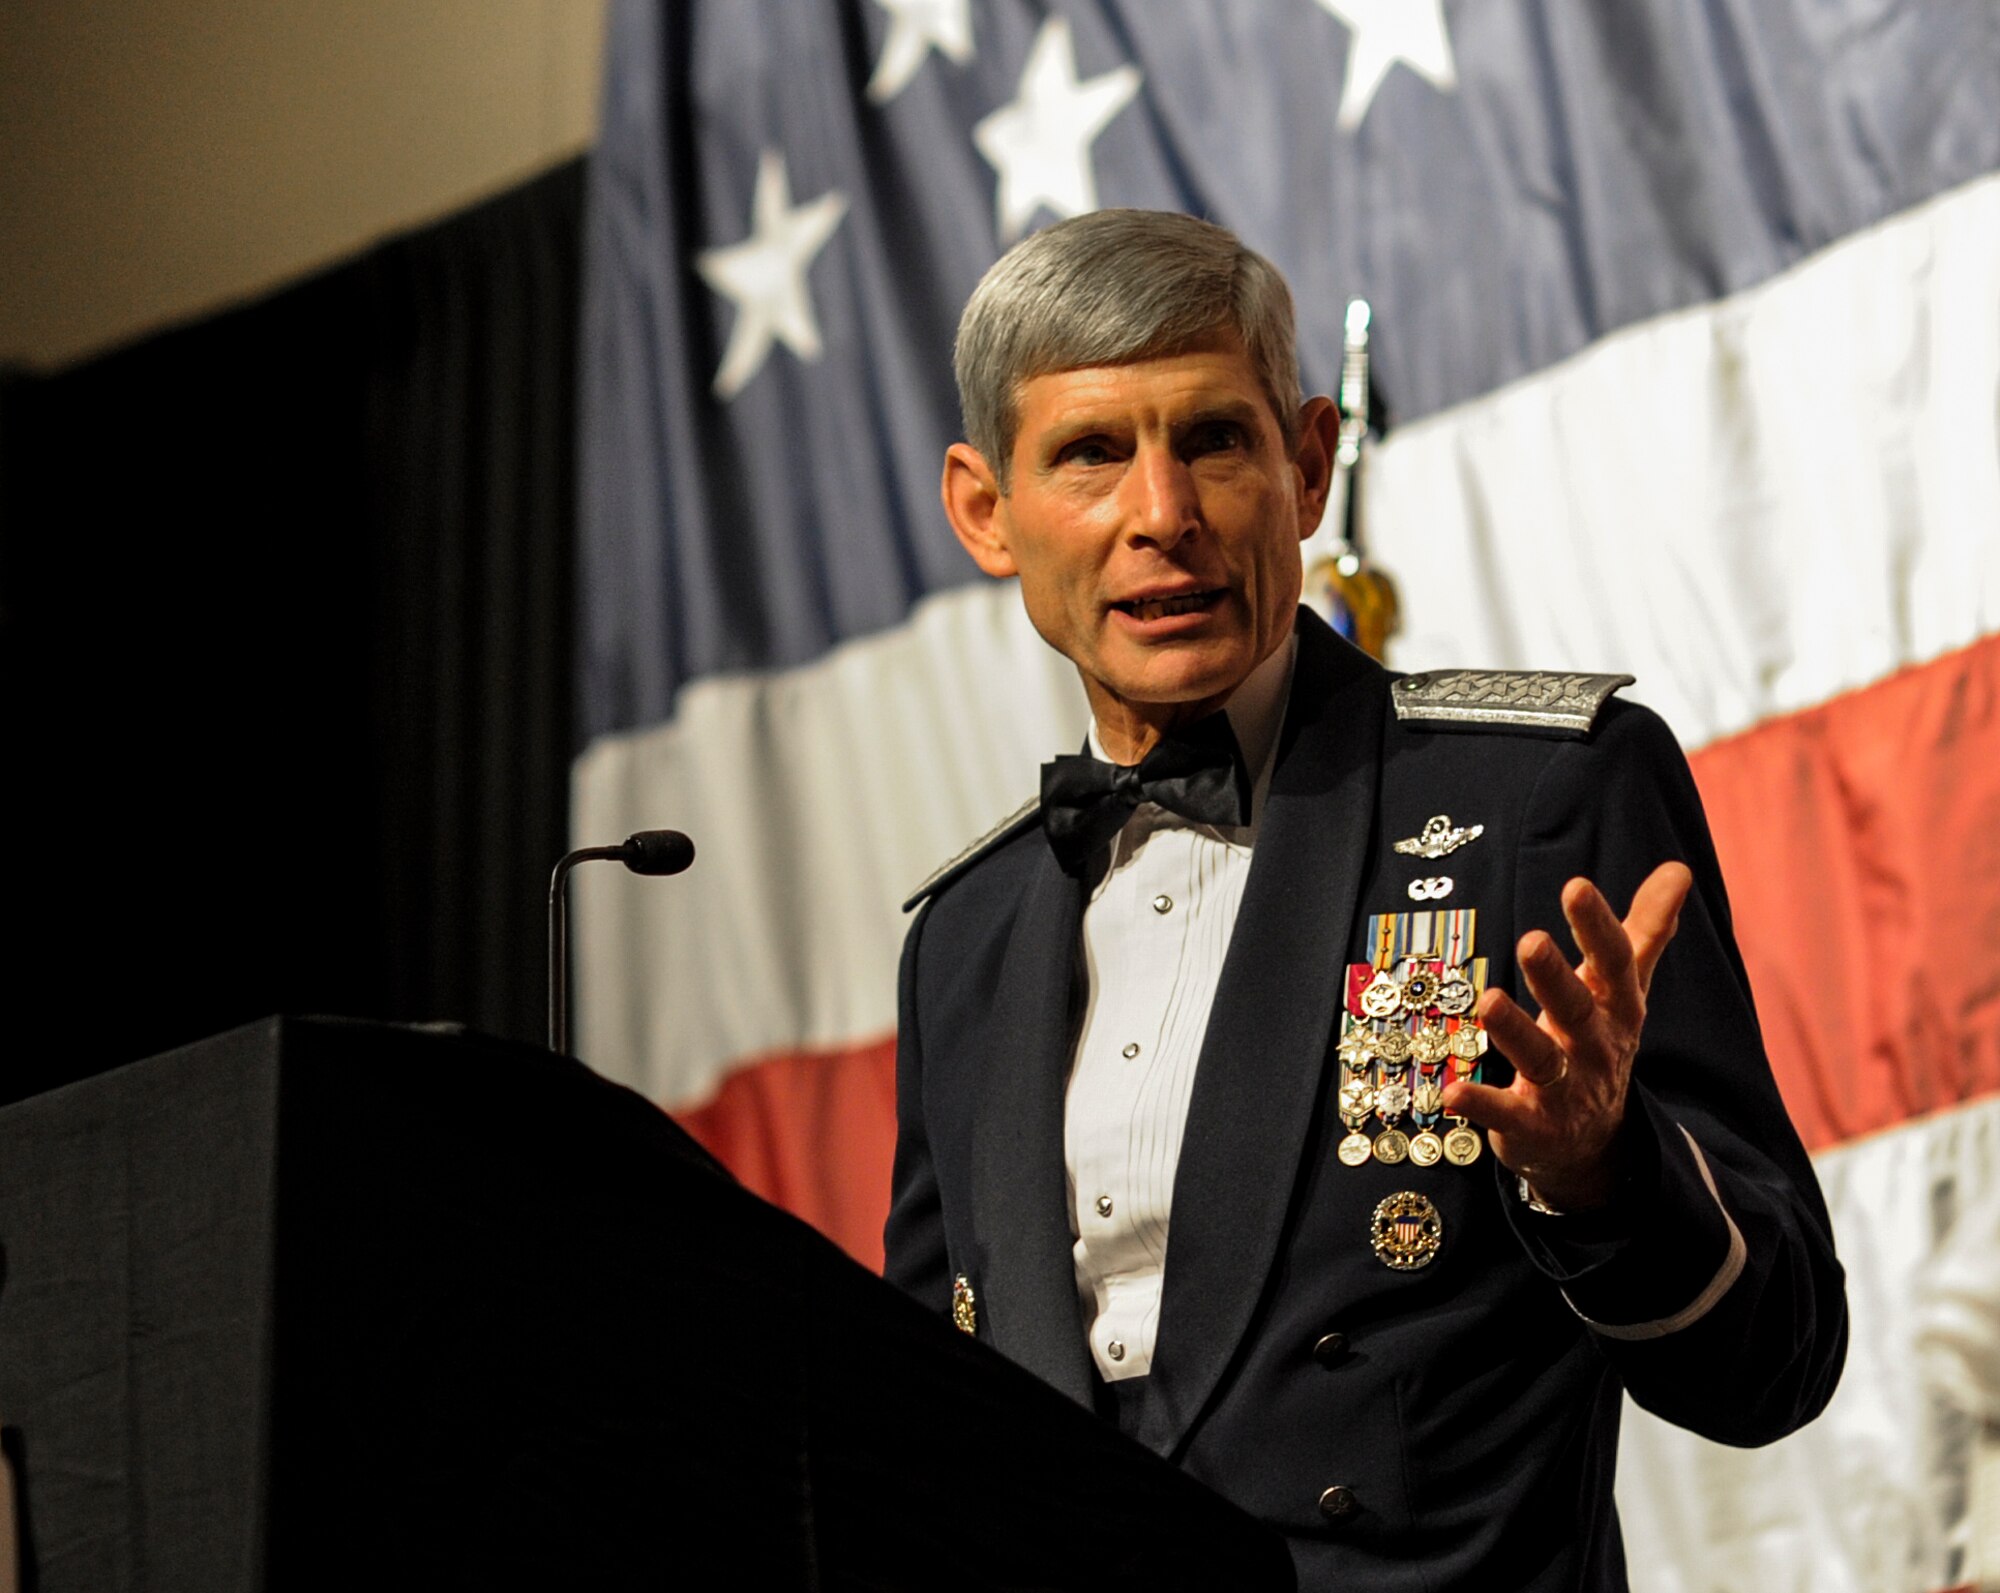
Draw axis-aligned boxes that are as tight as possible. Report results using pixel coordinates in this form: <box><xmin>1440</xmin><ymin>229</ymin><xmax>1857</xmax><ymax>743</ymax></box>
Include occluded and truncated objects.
<box><xmin>0</xmin><ymin>1018</ymin><xmax>1293</xmax><ymax>1591</ymax></box>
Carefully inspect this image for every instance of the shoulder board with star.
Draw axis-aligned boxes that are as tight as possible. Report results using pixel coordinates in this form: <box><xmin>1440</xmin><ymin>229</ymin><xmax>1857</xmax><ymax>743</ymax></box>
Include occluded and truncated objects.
<box><xmin>1392</xmin><ymin>669</ymin><xmax>1636</xmax><ymax>739</ymax></box>
<box><xmin>902</xmin><ymin>797</ymin><xmax>1042</xmax><ymax>913</ymax></box>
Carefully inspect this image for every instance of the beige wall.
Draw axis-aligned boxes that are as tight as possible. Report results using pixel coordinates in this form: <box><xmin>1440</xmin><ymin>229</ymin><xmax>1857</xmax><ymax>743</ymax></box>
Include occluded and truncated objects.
<box><xmin>0</xmin><ymin>0</ymin><xmax>607</xmax><ymax>371</ymax></box>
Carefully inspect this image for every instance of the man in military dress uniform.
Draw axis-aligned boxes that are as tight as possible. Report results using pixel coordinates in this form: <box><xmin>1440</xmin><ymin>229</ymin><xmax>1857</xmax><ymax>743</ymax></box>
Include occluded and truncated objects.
<box><xmin>883</xmin><ymin>210</ymin><xmax>1846</xmax><ymax>1591</ymax></box>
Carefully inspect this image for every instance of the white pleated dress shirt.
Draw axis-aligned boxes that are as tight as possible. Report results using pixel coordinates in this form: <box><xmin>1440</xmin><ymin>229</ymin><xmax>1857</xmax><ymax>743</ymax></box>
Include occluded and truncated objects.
<box><xmin>1064</xmin><ymin>635</ymin><xmax>1297</xmax><ymax>1382</ymax></box>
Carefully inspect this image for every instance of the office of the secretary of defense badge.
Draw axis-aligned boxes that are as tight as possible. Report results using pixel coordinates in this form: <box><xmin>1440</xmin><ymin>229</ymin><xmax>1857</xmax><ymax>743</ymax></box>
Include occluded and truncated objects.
<box><xmin>1372</xmin><ymin>1191</ymin><xmax>1443</xmax><ymax>1270</ymax></box>
<box><xmin>1335</xmin><ymin>908</ymin><xmax>1489</xmax><ymax>1170</ymax></box>
<box><xmin>952</xmin><ymin>1274</ymin><xmax>977</xmax><ymax>1336</ymax></box>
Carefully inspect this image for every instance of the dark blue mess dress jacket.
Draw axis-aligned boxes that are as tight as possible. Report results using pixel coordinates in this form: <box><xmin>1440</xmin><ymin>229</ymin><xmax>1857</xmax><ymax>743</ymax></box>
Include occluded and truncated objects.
<box><xmin>885</xmin><ymin>607</ymin><xmax>1847</xmax><ymax>1592</ymax></box>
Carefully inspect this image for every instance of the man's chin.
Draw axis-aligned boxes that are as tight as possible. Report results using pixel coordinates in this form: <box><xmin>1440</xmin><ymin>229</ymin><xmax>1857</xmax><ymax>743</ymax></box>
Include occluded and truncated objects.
<box><xmin>1088</xmin><ymin>650</ymin><xmax>1257</xmax><ymax>720</ymax></box>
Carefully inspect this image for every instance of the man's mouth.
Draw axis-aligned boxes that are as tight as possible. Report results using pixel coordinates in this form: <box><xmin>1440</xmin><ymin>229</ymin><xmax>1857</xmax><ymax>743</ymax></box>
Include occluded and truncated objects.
<box><xmin>1114</xmin><ymin>590</ymin><xmax>1221</xmax><ymax>622</ymax></box>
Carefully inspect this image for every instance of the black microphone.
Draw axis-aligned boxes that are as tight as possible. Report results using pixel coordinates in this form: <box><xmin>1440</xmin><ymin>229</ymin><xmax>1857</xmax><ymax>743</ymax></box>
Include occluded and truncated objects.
<box><xmin>617</xmin><ymin>828</ymin><xmax>696</xmax><ymax>876</ymax></box>
<box><xmin>548</xmin><ymin>830</ymin><xmax>696</xmax><ymax>1056</ymax></box>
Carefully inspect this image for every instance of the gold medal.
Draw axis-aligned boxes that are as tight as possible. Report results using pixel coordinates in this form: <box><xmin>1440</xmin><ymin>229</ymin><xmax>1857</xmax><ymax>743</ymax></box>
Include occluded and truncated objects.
<box><xmin>1401</xmin><ymin>965</ymin><xmax>1441</xmax><ymax>1010</ymax></box>
<box><xmin>1360</xmin><ymin>970</ymin><xmax>1405</xmax><ymax>1020</ymax></box>
<box><xmin>1442</xmin><ymin>1124</ymin><xmax>1483</xmax><ymax>1166</ymax></box>
<box><xmin>1373</xmin><ymin>1129</ymin><xmax>1411</xmax><ymax>1164</ymax></box>
<box><xmin>1409</xmin><ymin>1131</ymin><xmax>1444</xmax><ymax>1167</ymax></box>
<box><xmin>1337</xmin><ymin>1026</ymin><xmax>1375</xmax><ymax>1072</ymax></box>
<box><xmin>1448</xmin><ymin>1023</ymin><xmax>1487</xmax><ymax>1062</ymax></box>
<box><xmin>1411</xmin><ymin>1023</ymin><xmax>1450</xmax><ymax>1065</ymax></box>
<box><xmin>1338</xmin><ymin>1131</ymin><xmax>1374</xmax><ymax>1166</ymax></box>
<box><xmin>1371</xmin><ymin>1190</ymin><xmax>1444</xmax><ymax>1270</ymax></box>
<box><xmin>1412</xmin><ymin>1076</ymin><xmax>1444</xmax><ymax>1118</ymax></box>
<box><xmin>1337</xmin><ymin>1077</ymin><xmax>1375</xmax><ymax>1129</ymax></box>
<box><xmin>1372</xmin><ymin>1025</ymin><xmax>1412</xmax><ymax>1063</ymax></box>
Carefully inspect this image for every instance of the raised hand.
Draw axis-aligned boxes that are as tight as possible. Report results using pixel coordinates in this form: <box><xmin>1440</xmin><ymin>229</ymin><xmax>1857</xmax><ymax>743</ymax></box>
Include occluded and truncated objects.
<box><xmin>1441</xmin><ymin>862</ymin><xmax>1693</xmax><ymax>1212</ymax></box>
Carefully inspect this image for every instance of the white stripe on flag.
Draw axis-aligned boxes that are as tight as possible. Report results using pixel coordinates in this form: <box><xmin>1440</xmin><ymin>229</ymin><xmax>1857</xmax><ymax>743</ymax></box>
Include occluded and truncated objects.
<box><xmin>572</xmin><ymin>578</ymin><xmax>1086</xmax><ymax>1105</ymax></box>
<box><xmin>1371</xmin><ymin>173</ymin><xmax>2000</xmax><ymax>750</ymax></box>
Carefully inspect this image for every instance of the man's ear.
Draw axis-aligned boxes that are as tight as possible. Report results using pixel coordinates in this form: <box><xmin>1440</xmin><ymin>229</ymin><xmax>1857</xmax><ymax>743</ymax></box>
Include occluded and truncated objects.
<box><xmin>942</xmin><ymin>442</ymin><xmax>1018</xmax><ymax>578</ymax></box>
<box><xmin>1290</xmin><ymin>396</ymin><xmax>1340</xmax><ymax>541</ymax></box>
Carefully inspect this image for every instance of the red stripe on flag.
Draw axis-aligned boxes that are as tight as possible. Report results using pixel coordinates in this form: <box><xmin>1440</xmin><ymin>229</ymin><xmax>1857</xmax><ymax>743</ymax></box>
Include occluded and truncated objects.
<box><xmin>673</xmin><ymin>1034</ymin><xmax>899</xmax><ymax>1270</ymax></box>
<box><xmin>1689</xmin><ymin>633</ymin><xmax>2000</xmax><ymax>1153</ymax></box>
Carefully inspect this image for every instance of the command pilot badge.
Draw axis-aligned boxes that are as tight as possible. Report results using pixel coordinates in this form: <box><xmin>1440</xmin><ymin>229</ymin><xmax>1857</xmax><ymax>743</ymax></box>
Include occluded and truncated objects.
<box><xmin>1393</xmin><ymin>813</ymin><xmax>1484</xmax><ymax>860</ymax></box>
<box><xmin>951</xmin><ymin>1274</ymin><xmax>977</xmax><ymax>1336</ymax></box>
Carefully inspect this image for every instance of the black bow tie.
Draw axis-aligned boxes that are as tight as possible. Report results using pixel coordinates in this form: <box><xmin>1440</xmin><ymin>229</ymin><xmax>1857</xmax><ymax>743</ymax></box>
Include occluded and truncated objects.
<box><xmin>1040</xmin><ymin>715</ymin><xmax>1251</xmax><ymax>874</ymax></box>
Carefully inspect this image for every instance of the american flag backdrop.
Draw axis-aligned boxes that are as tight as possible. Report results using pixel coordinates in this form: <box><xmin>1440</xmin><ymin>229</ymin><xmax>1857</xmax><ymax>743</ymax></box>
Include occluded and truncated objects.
<box><xmin>574</xmin><ymin>3</ymin><xmax>2000</xmax><ymax>1586</ymax></box>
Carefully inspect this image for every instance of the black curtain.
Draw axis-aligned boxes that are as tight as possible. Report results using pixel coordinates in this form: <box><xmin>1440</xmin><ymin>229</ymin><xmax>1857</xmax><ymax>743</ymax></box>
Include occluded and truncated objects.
<box><xmin>0</xmin><ymin>159</ymin><xmax>584</xmax><ymax>1100</ymax></box>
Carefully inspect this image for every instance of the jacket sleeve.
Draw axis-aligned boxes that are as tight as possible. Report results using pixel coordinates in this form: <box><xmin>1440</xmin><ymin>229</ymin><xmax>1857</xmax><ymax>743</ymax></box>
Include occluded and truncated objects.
<box><xmin>882</xmin><ymin>897</ymin><xmax>951</xmax><ymax>1311</ymax></box>
<box><xmin>1496</xmin><ymin>700</ymin><xmax>1849</xmax><ymax>1446</ymax></box>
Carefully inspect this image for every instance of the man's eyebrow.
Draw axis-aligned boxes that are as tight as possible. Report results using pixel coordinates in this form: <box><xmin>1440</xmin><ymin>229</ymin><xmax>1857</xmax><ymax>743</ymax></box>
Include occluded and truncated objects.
<box><xmin>1051</xmin><ymin>397</ymin><xmax>1263</xmax><ymax>436</ymax></box>
<box><xmin>1177</xmin><ymin>398</ymin><xmax>1264</xmax><ymax>429</ymax></box>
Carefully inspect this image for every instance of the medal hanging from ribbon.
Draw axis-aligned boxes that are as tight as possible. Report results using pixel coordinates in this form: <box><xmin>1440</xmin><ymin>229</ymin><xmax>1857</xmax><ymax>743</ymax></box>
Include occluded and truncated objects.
<box><xmin>1337</xmin><ymin>910</ymin><xmax>1489</xmax><ymax>1169</ymax></box>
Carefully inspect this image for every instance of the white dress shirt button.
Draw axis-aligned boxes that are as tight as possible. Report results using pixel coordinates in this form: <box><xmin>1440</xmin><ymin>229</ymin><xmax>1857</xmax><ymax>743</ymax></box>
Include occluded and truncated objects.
<box><xmin>1107</xmin><ymin>1339</ymin><xmax>1126</xmax><ymax>1362</ymax></box>
<box><xmin>1121</xmin><ymin>1041</ymin><xmax>1140</xmax><ymax>1059</ymax></box>
<box><xmin>1095</xmin><ymin>1194</ymin><xmax>1113</xmax><ymax>1217</ymax></box>
<box><xmin>1152</xmin><ymin>894</ymin><xmax>1173</xmax><ymax>913</ymax></box>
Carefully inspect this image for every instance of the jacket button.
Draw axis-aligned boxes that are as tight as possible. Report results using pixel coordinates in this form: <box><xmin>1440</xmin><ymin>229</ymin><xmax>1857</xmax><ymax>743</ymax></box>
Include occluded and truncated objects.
<box><xmin>1312</xmin><ymin>1331</ymin><xmax>1348</xmax><ymax>1366</ymax></box>
<box><xmin>1318</xmin><ymin>1485</ymin><xmax>1359</xmax><ymax>1523</ymax></box>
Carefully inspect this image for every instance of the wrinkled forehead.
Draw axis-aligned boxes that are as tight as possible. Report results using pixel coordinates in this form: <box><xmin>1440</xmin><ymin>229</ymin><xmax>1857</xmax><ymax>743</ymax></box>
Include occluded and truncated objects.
<box><xmin>1008</xmin><ymin>326</ymin><xmax>1285</xmax><ymax>432</ymax></box>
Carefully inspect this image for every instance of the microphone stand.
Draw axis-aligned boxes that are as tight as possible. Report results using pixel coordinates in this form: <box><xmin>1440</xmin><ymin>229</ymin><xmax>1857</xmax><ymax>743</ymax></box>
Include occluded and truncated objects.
<box><xmin>548</xmin><ymin>831</ymin><xmax>696</xmax><ymax>1056</ymax></box>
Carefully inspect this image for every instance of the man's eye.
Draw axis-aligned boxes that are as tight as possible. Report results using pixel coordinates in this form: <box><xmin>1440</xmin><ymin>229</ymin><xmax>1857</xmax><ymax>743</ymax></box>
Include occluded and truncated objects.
<box><xmin>1061</xmin><ymin>439</ymin><xmax>1116</xmax><ymax>467</ymax></box>
<box><xmin>1188</xmin><ymin>423</ymin><xmax>1242</xmax><ymax>455</ymax></box>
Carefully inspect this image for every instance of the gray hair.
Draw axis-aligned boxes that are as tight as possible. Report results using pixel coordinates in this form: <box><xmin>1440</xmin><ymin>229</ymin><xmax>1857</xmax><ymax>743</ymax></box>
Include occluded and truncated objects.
<box><xmin>954</xmin><ymin>209</ymin><xmax>1302</xmax><ymax>489</ymax></box>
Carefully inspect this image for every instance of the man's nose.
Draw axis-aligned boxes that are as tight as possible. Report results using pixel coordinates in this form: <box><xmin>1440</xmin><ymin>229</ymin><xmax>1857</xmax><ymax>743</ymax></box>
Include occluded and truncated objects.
<box><xmin>1123</xmin><ymin>443</ymin><xmax>1201</xmax><ymax>547</ymax></box>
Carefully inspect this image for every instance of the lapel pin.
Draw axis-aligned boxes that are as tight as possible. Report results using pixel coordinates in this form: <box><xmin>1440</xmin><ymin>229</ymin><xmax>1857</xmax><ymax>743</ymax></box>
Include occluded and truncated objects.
<box><xmin>1394</xmin><ymin>814</ymin><xmax>1484</xmax><ymax>860</ymax></box>
<box><xmin>952</xmin><ymin>1274</ymin><xmax>978</xmax><ymax>1336</ymax></box>
<box><xmin>1408</xmin><ymin>875</ymin><xmax>1453</xmax><ymax>901</ymax></box>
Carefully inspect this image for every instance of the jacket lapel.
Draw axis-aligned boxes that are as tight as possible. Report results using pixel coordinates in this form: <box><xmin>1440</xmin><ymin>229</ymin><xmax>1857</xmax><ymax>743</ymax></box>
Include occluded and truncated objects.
<box><xmin>1138</xmin><ymin>614</ymin><xmax>1388</xmax><ymax>1455</ymax></box>
<box><xmin>968</xmin><ymin>843</ymin><xmax>1097</xmax><ymax>1407</ymax></box>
